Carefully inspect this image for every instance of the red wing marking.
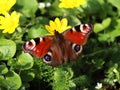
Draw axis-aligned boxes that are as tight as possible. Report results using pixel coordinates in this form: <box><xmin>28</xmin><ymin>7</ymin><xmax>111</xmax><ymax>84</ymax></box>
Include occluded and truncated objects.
<box><xmin>32</xmin><ymin>37</ymin><xmax>52</xmax><ymax>58</ymax></box>
<box><xmin>65</xmin><ymin>31</ymin><xmax>89</xmax><ymax>45</ymax></box>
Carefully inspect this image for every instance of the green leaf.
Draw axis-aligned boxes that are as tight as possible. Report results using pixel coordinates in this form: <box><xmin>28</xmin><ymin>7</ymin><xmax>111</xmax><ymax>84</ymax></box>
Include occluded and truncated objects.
<box><xmin>68</xmin><ymin>80</ymin><xmax>76</xmax><ymax>88</ymax></box>
<box><xmin>28</xmin><ymin>25</ymin><xmax>48</xmax><ymax>39</ymax></box>
<box><xmin>98</xmin><ymin>19</ymin><xmax>120</xmax><ymax>42</ymax></box>
<box><xmin>21</xmin><ymin>71</ymin><xmax>35</xmax><ymax>82</ymax></box>
<box><xmin>0</xmin><ymin>39</ymin><xmax>16</xmax><ymax>60</ymax></box>
<box><xmin>108</xmin><ymin>0</ymin><xmax>120</xmax><ymax>10</ymax></box>
<box><xmin>92</xmin><ymin>59</ymin><xmax>105</xmax><ymax>69</ymax></box>
<box><xmin>86</xmin><ymin>0</ymin><xmax>107</xmax><ymax>19</ymax></box>
<box><xmin>98</xmin><ymin>33</ymin><xmax>110</xmax><ymax>42</ymax></box>
<box><xmin>102</xmin><ymin>18</ymin><xmax>111</xmax><ymax>29</ymax></box>
<box><xmin>16</xmin><ymin>0</ymin><xmax>38</xmax><ymax>17</ymax></box>
<box><xmin>94</xmin><ymin>23</ymin><xmax>103</xmax><ymax>33</ymax></box>
<box><xmin>20</xmin><ymin>82</ymin><xmax>30</xmax><ymax>89</ymax></box>
<box><xmin>53</xmin><ymin>68</ymin><xmax>75</xmax><ymax>90</ymax></box>
<box><xmin>73</xmin><ymin>75</ymin><xmax>90</xmax><ymax>86</ymax></box>
<box><xmin>0</xmin><ymin>64</ymin><xmax>8</xmax><ymax>74</ymax></box>
<box><xmin>68</xmin><ymin>15</ymin><xmax>81</xmax><ymax>26</ymax></box>
<box><xmin>104</xmin><ymin>64</ymin><xmax>120</xmax><ymax>85</ymax></box>
<box><xmin>15</xmin><ymin>52</ymin><xmax>34</xmax><ymax>70</ymax></box>
<box><xmin>53</xmin><ymin>69</ymin><xmax>67</xmax><ymax>90</ymax></box>
<box><xmin>94</xmin><ymin>18</ymin><xmax>111</xmax><ymax>33</ymax></box>
<box><xmin>0</xmin><ymin>75</ymin><xmax>4</xmax><ymax>79</ymax></box>
<box><xmin>0</xmin><ymin>71</ymin><xmax>22</xmax><ymax>90</ymax></box>
<box><xmin>48</xmin><ymin>0</ymin><xmax>65</xmax><ymax>17</ymax></box>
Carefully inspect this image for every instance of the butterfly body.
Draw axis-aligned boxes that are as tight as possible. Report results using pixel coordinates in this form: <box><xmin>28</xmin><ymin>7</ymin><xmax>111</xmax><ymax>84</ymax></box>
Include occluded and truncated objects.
<box><xmin>23</xmin><ymin>24</ymin><xmax>93</xmax><ymax>66</ymax></box>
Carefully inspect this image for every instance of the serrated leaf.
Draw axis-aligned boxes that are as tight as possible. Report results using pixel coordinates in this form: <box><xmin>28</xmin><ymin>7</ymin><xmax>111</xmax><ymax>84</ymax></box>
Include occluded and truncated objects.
<box><xmin>0</xmin><ymin>65</ymin><xmax>8</xmax><ymax>74</ymax></box>
<box><xmin>92</xmin><ymin>59</ymin><xmax>105</xmax><ymax>69</ymax></box>
<box><xmin>53</xmin><ymin>68</ymin><xmax>75</xmax><ymax>90</ymax></box>
<box><xmin>54</xmin><ymin>68</ymin><xmax>66</xmax><ymax>82</ymax></box>
<box><xmin>68</xmin><ymin>80</ymin><xmax>76</xmax><ymax>88</ymax></box>
<box><xmin>53</xmin><ymin>69</ymin><xmax>67</xmax><ymax>90</ymax></box>
<box><xmin>15</xmin><ymin>52</ymin><xmax>34</xmax><ymax>70</ymax></box>
<box><xmin>0</xmin><ymin>39</ymin><xmax>16</xmax><ymax>60</ymax></box>
<box><xmin>73</xmin><ymin>75</ymin><xmax>90</xmax><ymax>86</ymax></box>
<box><xmin>0</xmin><ymin>71</ymin><xmax>21</xmax><ymax>90</ymax></box>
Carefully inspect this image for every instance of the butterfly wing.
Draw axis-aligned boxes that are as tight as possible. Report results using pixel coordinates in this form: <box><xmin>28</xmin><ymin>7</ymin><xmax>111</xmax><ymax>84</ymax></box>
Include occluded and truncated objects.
<box><xmin>23</xmin><ymin>24</ymin><xmax>93</xmax><ymax>67</ymax></box>
<box><xmin>63</xmin><ymin>24</ymin><xmax>93</xmax><ymax>45</ymax></box>
<box><xmin>23</xmin><ymin>36</ymin><xmax>53</xmax><ymax>58</ymax></box>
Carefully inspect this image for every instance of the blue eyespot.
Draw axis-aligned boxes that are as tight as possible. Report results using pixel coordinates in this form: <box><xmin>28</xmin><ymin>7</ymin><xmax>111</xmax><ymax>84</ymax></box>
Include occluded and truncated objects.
<box><xmin>74</xmin><ymin>44</ymin><xmax>81</xmax><ymax>52</ymax></box>
<box><xmin>43</xmin><ymin>54</ymin><xmax>51</xmax><ymax>62</ymax></box>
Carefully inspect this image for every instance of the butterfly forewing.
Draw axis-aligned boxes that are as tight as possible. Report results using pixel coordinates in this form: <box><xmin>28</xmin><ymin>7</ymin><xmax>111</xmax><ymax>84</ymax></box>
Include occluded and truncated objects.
<box><xmin>23</xmin><ymin>36</ymin><xmax>53</xmax><ymax>58</ymax></box>
<box><xmin>63</xmin><ymin>24</ymin><xmax>93</xmax><ymax>45</ymax></box>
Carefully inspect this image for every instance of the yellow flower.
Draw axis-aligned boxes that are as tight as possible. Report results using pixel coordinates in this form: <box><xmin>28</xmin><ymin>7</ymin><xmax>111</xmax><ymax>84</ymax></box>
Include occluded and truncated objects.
<box><xmin>59</xmin><ymin>0</ymin><xmax>86</xmax><ymax>8</ymax></box>
<box><xmin>0</xmin><ymin>11</ymin><xmax>20</xmax><ymax>34</ymax></box>
<box><xmin>45</xmin><ymin>18</ymin><xmax>71</xmax><ymax>35</ymax></box>
<box><xmin>0</xmin><ymin>0</ymin><xmax>16</xmax><ymax>13</ymax></box>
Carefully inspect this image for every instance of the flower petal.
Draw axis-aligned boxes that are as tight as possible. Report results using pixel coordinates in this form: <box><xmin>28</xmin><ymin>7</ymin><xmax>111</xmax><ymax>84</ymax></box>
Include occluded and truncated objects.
<box><xmin>45</xmin><ymin>17</ymin><xmax>71</xmax><ymax>35</ymax></box>
<box><xmin>0</xmin><ymin>0</ymin><xmax>16</xmax><ymax>13</ymax></box>
<box><xmin>55</xmin><ymin>18</ymin><xmax>61</xmax><ymax>31</ymax></box>
<box><xmin>8</xmin><ymin>0</ymin><xmax>16</xmax><ymax>10</ymax></box>
<box><xmin>0</xmin><ymin>11</ymin><xmax>20</xmax><ymax>34</ymax></box>
<box><xmin>50</xmin><ymin>21</ymin><xmax>56</xmax><ymax>31</ymax></box>
<box><xmin>61</xmin><ymin>18</ymin><xmax>67</xmax><ymax>28</ymax></box>
<box><xmin>59</xmin><ymin>0</ymin><xmax>86</xmax><ymax>8</ymax></box>
<box><xmin>45</xmin><ymin>25</ymin><xmax>54</xmax><ymax>35</ymax></box>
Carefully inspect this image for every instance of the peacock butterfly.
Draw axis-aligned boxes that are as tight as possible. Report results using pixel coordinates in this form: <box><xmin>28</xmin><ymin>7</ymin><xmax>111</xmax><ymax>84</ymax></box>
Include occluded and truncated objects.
<box><xmin>23</xmin><ymin>24</ymin><xmax>93</xmax><ymax>66</ymax></box>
